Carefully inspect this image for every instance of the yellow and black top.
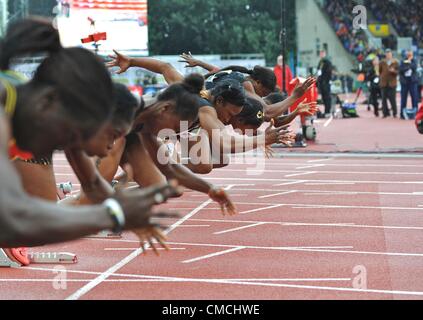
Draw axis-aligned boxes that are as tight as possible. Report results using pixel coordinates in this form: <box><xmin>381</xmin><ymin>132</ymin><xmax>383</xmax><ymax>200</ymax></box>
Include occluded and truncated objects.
<box><xmin>0</xmin><ymin>71</ymin><xmax>51</xmax><ymax>165</ymax></box>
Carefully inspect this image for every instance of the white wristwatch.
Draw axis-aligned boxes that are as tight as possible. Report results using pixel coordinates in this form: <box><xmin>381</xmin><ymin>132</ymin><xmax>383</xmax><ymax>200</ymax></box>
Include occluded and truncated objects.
<box><xmin>103</xmin><ymin>199</ymin><xmax>125</xmax><ymax>233</ymax></box>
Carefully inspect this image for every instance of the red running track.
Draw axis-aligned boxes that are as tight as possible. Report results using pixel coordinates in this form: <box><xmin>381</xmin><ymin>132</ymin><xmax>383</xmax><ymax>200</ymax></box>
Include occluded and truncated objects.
<box><xmin>1</xmin><ymin>153</ymin><xmax>423</xmax><ymax>300</ymax></box>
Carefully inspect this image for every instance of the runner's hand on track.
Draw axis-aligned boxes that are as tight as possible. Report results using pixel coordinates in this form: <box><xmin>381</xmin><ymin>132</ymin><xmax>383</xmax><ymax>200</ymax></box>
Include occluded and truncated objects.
<box><xmin>264</xmin><ymin>145</ymin><xmax>275</xmax><ymax>159</ymax></box>
<box><xmin>106</xmin><ymin>50</ymin><xmax>132</xmax><ymax>74</ymax></box>
<box><xmin>133</xmin><ymin>224</ymin><xmax>170</xmax><ymax>256</ymax></box>
<box><xmin>114</xmin><ymin>180</ymin><xmax>183</xmax><ymax>230</ymax></box>
<box><xmin>208</xmin><ymin>187</ymin><xmax>237</xmax><ymax>216</ymax></box>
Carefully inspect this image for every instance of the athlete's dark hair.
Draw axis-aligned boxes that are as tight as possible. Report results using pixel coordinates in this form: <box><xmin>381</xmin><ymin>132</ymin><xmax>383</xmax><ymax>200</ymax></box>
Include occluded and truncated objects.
<box><xmin>264</xmin><ymin>92</ymin><xmax>286</xmax><ymax>105</ymax></box>
<box><xmin>113</xmin><ymin>83</ymin><xmax>140</xmax><ymax>125</ymax></box>
<box><xmin>211</xmin><ymin>78</ymin><xmax>246</xmax><ymax>107</ymax></box>
<box><xmin>207</xmin><ymin>65</ymin><xmax>276</xmax><ymax>93</ymax></box>
<box><xmin>235</xmin><ymin>97</ymin><xmax>264</xmax><ymax>127</ymax></box>
<box><xmin>0</xmin><ymin>17</ymin><xmax>114</xmax><ymax>138</ymax></box>
<box><xmin>158</xmin><ymin>73</ymin><xmax>205</xmax><ymax>120</ymax></box>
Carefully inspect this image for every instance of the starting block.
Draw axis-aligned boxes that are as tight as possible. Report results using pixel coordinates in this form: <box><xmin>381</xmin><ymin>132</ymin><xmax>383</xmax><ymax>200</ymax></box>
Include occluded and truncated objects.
<box><xmin>0</xmin><ymin>249</ymin><xmax>77</xmax><ymax>267</ymax></box>
<box><xmin>29</xmin><ymin>252</ymin><xmax>78</xmax><ymax>264</ymax></box>
<box><xmin>0</xmin><ymin>249</ymin><xmax>21</xmax><ymax>268</ymax></box>
<box><xmin>57</xmin><ymin>182</ymin><xmax>73</xmax><ymax>200</ymax></box>
<box><xmin>85</xmin><ymin>230</ymin><xmax>122</xmax><ymax>239</ymax></box>
<box><xmin>58</xmin><ymin>182</ymin><xmax>73</xmax><ymax>194</ymax></box>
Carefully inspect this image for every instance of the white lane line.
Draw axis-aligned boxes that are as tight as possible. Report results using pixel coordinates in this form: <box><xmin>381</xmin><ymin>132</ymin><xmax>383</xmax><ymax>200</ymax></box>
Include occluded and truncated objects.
<box><xmin>181</xmin><ymin>218</ymin><xmax>423</xmax><ymax>231</ymax></box>
<box><xmin>169</xmin><ymin>200</ymin><xmax>423</xmax><ymax>212</ymax></box>
<box><xmin>214</xmin><ymin>223</ymin><xmax>267</xmax><ymax>235</ymax></box>
<box><xmin>304</xmin><ymin>192</ymin><xmax>359</xmax><ymax>196</ymax></box>
<box><xmin>285</xmin><ymin>172</ymin><xmax>317</xmax><ymax>178</ymax></box>
<box><xmin>324</xmin><ymin>116</ymin><xmax>333</xmax><ymax>127</ymax></box>
<box><xmin>182</xmin><ymin>247</ymin><xmax>245</xmax><ymax>264</ymax></box>
<box><xmin>218</xmin><ymin>169</ymin><xmax>423</xmax><ymax>176</ymax></box>
<box><xmin>25</xmin><ymin>266</ymin><xmax>351</xmax><ymax>284</ymax></box>
<box><xmin>233</xmin><ymin>188</ymin><xmax>423</xmax><ymax>197</ymax></box>
<box><xmin>240</xmin><ymin>204</ymin><xmax>285</xmax><ymax>215</ymax></box>
<box><xmin>259</xmin><ymin>190</ymin><xmax>297</xmax><ymax>199</ymax></box>
<box><xmin>104</xmin><ymin>248</ymin><xmax>186</xmax><ymax>251</ymax></box>
<box><xmin>65</xmin><ymin>184</ymin><xmax>234</xmax><ymax>300</ymax></box>
<box><xmin>205</xmin><ymin>177</ymin><xmax>423</xmax><ymax>185</ymax></box>
<box><xmin>176</xmin><ymin>225</ymin><xmax>211</xmax><ymax>228</ymax></box>
<box><xmin>264</xmin><ymin>162</ymin><xmax>423</xmax><ymax>168</ymax></box>
<box><xmin>19</xmin><ymin>268</ymin><xmax>423</xmax><ymax>296</ymax></box>
<box><xmin>85</xmin><ymin>238</ymin><xmax>354</xmax><ymax>252</ymax></box>
<box><xmin>0</xmin><ymin>278</ymin><xmax>352</xmax><ymax>283</ymax></box>
<box><xmin>296</xmin><ymin>164</ymin><xmax>326</xmax><ymax>170</ymax></box>
<box><xmin>24</xmin><ymin>266</ymin><xmax>350</xmax><ymax>284</ymax></box>
<box><xmin>274</xmin><ymin>180</ymin><xmax>306</xmax><ymax>187</ymax></box>
<box><xmin>305</xmin><ymin>183</ymin><xmax>356</xmax><ymax>186</ymax></box>
<box><xmin>308</xmin><ymin>158</ymin><xmax>334</xmax><ymax>163</ymax></box>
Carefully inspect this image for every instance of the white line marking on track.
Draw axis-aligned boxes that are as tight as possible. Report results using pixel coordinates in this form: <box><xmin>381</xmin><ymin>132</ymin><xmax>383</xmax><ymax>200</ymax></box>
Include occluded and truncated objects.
<box><xmin>0</xmin><ymin>278</ymin><xmax>353</xmax><ymax>283</ymax></box>
<box><xmin>324</xmin><ymin>116</ymin><xmax>333</xmax><ymax>127</ymax></box>
<box><xmin>307</xmin><ymin>158</ymin><xmax>334</xmax><ymax>163</ymax></box>
<box><xmin>285</xmin><ymin>171</ymin><xmax>317</xmax><ymax>178</ymax></box>
<box><xmin>25</xmin><ymin>266</ymin><xmax>351</xmax><ymax>284</ymax></box>
<box><xmin>65</xmin><ymin>184</ymin><xmax>235</xmax><ymax>300</ymax></box>
<box><xmin>87</xmin><ymin>238</ymin><xmax>354</xmax><ymax>253</ymax></box>
<box><xmin>21</xmin><ymin>267</ymin><xmax>423</xmax><ymax>297</ymax></box>
<box><xmin>296</xmin><ymin>164</ymin><xmax>326</xmax><ymax>170</ymax></box>
<box><xmin>274</xmin><ymin>180</ymin><xmax>306</xmax><ymax>187</ymax></box>
<box><xmin>305</xmin><ymin>183</ymin><xmax>356</xmax><ymax>186</ymax></box>
<box><xmin>169</xmin><ymin>200</ymin><xmax>423</xmax><ymax>212</ymax></box>
<box><xmin>177</xmin><ymin>218</ymin><xmax>423</xmax><ymax>231</ymax></box>
<box><xmin>182</xmin><ymin>247</ymin><xmax>245</xmax><ymax>264</ymax></box>
<box><xmin>218</xmin><ymin>168</ymin><xmax>423</xmax><ymax>176</ymax></box>
<box><xmin>240</xmin><ymin>204</ymin><xmax>285</xmax><ymax>214</ymax></box>
<box><xmin>214</xmin><ymin>223</ymin><xmax>267</xmax><ymax>235</ymax></box>
<box><xmin>104</xmin><ymin>248</ymin><xmax>186</xmax><ymax>251</ymax></box>
<box><xmin>259</xmin><ymin>190</ymin><xmax>297</xmax><ymax>199</ymax></box>
<box><xmin>205</xmin><ymin>177</ymin><xmax>423</xmax><ymax>185</ymax></box>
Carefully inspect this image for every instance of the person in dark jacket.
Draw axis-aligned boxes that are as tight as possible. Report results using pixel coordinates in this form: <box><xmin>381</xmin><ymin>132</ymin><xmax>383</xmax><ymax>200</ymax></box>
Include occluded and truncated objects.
<box><xmin>379</xmin><ymin>49</ymin><xmax>399</xmax><ymax>118</ymax></box>
<box><xmin>366</xmin><ymin>56</ymin><xmax>381</xmax><ymax>117</ymax></box>
<box><xmin>317</xmin><ymin>50</ymin><xmax>333</xmax><ymax>117</ymax></box>
<box><xmin>400</xmin><ymin>50</ymin><xmax>419</xmax><ymax>118</ymax></box>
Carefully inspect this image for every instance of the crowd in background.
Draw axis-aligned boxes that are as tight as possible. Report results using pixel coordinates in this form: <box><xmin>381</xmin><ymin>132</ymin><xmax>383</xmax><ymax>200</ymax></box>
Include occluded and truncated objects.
<box><xmin>366</xmin><ymin>0</ymin><xmax>423</xmax><ymax>48</ymax></box>
<box><xmin>323</xmin><ymin>0</ymin><xmax>369</xmax><ymax>57</ymax></box>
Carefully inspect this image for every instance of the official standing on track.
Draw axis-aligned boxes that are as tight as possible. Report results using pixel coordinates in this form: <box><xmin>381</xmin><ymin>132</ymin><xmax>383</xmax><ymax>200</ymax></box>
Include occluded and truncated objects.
<box><xmin>317</xmin><ymin>50</ymin><xmax>333</xmax><ymax>117</ymax></box>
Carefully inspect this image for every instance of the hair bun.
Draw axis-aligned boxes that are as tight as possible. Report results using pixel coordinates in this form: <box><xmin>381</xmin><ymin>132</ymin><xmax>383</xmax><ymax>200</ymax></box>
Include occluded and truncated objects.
<box><xmin>183</xmin><ymin>73</ymin><xmax>205</xmax><ymax>94</ymax></box>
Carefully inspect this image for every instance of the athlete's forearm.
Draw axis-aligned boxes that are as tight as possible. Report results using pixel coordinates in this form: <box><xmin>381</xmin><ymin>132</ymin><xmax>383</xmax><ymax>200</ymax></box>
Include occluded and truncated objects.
<box><xmin>130</xmin><ymin>57</ymin><xmax>183</xmax><ymax>84</ymax></box>
<box><xmin>265</xmin><ymin>94</ymin><xmax>297</xmax><ymax>119</ymax></box>
<box><xmin>162</xmin><ymin>163</ymin><xmax>213</xmax><ymax>195</ymax></box>
<box><xmin>65</xmin><ymin>149</ymin><xmax>114</xmax><ymax>204</ymax></box>
<box><xmin>273</xmin><ymin>110</ymin><xmax>298</xmax><ymax>127</ymax></box>
<box><xmin>0</xmin><ymin>196</ymin><xmax>112</xmax><ymax>247</ymax></box>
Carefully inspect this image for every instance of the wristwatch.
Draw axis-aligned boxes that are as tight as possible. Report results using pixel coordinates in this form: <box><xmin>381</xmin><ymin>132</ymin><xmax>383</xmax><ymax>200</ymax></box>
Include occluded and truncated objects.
<box><xmin>103</xmin><ymin>199</ymin><xmax>125</xmax><ymax>233</ymax></box>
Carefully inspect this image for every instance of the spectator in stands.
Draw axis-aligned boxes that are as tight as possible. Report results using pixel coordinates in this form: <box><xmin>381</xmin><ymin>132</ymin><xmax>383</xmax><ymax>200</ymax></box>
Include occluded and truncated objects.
<box><xmin>366</xmin><ymin>0</ymin><xmax>423</xmax><ymax>48</ymax></box>
<box><xmin>399</xmin><ymin>50</ymin><xmax>419</xmax><ymax>117</ymax></box>
<box><xmin>317</xmin><ymin>50</ymin><xmax>333</xmax><ymax>116</ymax></box>
<box><xmin>379</xmin><ymin>49</ymin><xmax>399</xmax><ymax>118</ymax></box>
<box><xmin>274</xmin><ymin>55</ymin><xmax>293</xmax><ymax>94</ymax></box>
<box><xmin>323</xmin><ymin>0</ymin><xmax>369</xmax><ymax>57</ymax></box>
